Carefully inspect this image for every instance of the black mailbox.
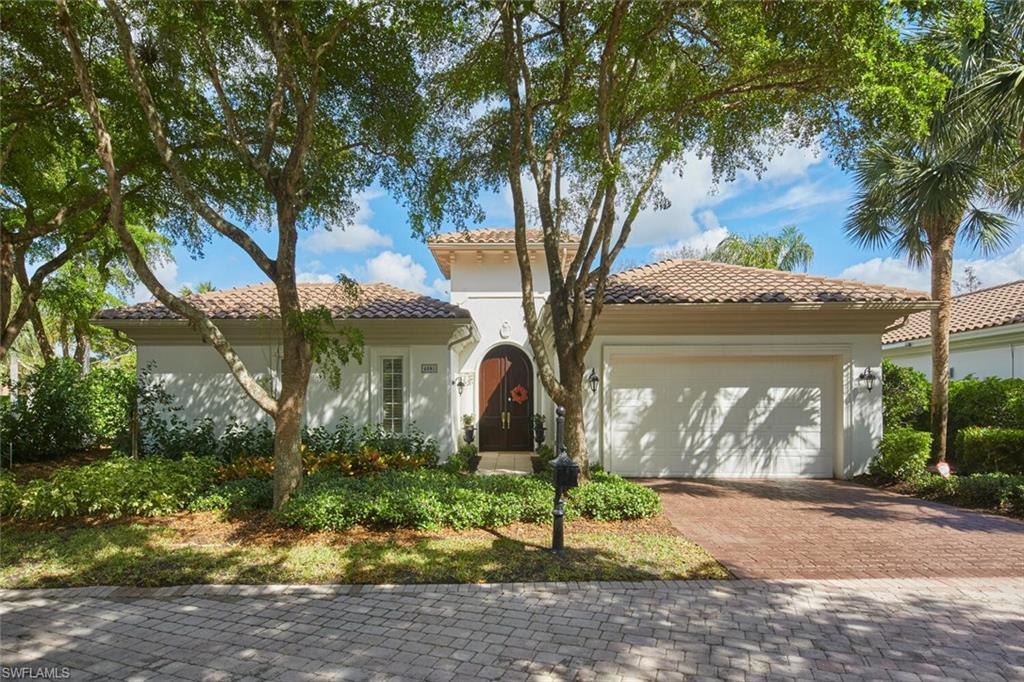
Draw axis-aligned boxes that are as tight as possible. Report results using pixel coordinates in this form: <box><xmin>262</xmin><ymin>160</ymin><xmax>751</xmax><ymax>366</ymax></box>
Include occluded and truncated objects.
<box><xmin>550</xmin><ymin>450</ymin><xmax>579</xmax><ymax>490</ymax></box>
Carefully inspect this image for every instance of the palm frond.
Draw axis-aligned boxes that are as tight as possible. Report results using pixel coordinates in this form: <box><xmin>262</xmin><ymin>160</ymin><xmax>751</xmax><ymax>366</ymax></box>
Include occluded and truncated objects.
<box><xmin>894</xmin><ymin>221</ymin><xmax>930</xmax><ymax>268</ymax></box>
<box><xmin>960</xmin><ymin>205</ymin><xmax>1016</xmax><ymax>255</ymax></box>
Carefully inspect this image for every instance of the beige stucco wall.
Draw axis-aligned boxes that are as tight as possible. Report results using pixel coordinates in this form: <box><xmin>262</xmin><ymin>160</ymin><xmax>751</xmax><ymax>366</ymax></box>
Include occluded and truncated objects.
<box><xmin>135</xmin><ymin>330</ymin><xmax>457</xmax><ymax>456</ymax></box>
<box><xmin>884</xmin><ymin>324</ymin><xmax>1024</xmax><ymax>380</ymax></box>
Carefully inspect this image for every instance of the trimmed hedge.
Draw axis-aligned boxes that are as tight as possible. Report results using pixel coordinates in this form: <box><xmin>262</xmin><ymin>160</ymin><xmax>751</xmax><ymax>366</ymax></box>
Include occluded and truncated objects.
<box><xmin>4</xmin><ymin>455</ymin><xmax>219</xmax><ymax>520</ymax></box>
<box><xmin>948</xmin><ymin>377</ymin><xmax>1024</xmax><ymax>448</ymax></box>
<box><xmin>871</xmin><ymin>428</ymin><xmax>931</xmax><ymax>482</ymax></box>
<box><xmin>277</xmin><ymin>469</ymin><xmax>659</xmax><ymax>531</ymax></box>
<box><xmin>955</xmin><ymin>427</ymin><xmax>1024</xmax><ymax>475</ymax></box>
<box><xmin>570</xmin><ymin>471</ymin><xmax>661</xmax><ymax>520</ymax></box>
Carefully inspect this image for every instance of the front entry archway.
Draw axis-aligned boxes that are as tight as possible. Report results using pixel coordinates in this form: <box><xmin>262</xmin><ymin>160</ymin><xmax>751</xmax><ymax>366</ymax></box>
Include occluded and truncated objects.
<box><xmin>479</xmin><ymin>345</ymin><xmax>534</xmax><ymax>451</ymax></box>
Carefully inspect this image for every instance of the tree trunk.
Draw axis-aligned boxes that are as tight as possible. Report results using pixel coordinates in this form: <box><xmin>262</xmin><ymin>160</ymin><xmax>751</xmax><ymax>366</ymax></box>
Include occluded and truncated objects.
<box><xmin>30</xmin><ymin>308</ymin><xmax>54</xmax><ymax>360</ymax></box>
<box><xmin>559</xmin><ymin>359</ymin><xmax>590</xmax><ymax>478</ymax></box>
<box><xmin>73</xmin><ymin>320</ymin><xmax>89</xmax><ymax>369</ymax></box>
<box><xmin>0</xmin><ymin>239</ymin><xmax>12</xmax><ymax>331</ymax></box>
<box><xmin>929</xmin><ymin>232</ymin><xmax>955</xmax><ymax>462</ymax></box>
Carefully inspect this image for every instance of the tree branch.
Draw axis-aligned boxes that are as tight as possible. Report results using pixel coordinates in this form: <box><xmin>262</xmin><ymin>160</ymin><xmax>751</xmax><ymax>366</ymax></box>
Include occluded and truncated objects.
<box><xmin>58</xmin><ymin>0</ymin><xmax>278</xmax><ymax>417</ymax></box>
<box><xmin>103</xmin><ymin>0</ymin><xmax>278</xmax><ymax>280</ymax></box>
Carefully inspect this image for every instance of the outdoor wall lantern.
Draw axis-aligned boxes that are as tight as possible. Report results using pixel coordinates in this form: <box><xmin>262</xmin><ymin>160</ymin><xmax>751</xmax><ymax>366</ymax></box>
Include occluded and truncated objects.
<box><xmin>452</xmin><ymin>376</ymin><xmax>465</xmax><ymax>396</ymax></box>
<box><xmin>857</xmin><ymin>366</ymin><xmax>878</xmax><ymax>392</ymax></box>
<box><xmin>586</xmin><ymin>368</ymin><xmax>600</xmax><ymax>395</ymax></box>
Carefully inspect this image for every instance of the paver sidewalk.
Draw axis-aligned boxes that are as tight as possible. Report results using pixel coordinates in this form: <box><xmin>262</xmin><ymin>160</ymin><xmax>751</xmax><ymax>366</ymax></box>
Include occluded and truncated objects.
<box><xmin>645</xmin><ymin>479</ymin><xmax>1024</xmax><ymax>579</ymax></box>
<box><xmin>2</xmin><ymin>578</ymin><xmax>1022</xmax><ymax>681</ymax></box>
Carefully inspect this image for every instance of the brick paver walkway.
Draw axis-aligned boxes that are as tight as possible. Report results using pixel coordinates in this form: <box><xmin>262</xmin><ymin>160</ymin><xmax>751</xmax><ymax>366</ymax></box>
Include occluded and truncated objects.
<box><xmin>2</xmin><ymin>579</ymin><xmax>1022</xmax><ymax>681</ymax></box>
<box><xmin>644</xmin><ymin>479</ymin><xmax>1024</xmax><ymax>579</ymax></box>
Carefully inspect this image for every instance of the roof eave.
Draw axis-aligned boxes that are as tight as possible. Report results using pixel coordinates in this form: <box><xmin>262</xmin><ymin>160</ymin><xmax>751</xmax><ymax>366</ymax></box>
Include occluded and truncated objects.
<box><xmin>600</xmin><ymin>300</ymin><xmax>938</xmax><ymax>311</ymax></box>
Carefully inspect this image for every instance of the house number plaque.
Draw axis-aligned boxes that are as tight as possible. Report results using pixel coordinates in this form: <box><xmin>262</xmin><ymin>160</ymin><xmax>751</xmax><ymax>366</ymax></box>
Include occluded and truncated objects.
<box><xmin>420</xmin><ymin>363</ymin><xmax>439</xmax><ymax>374</ymax></box>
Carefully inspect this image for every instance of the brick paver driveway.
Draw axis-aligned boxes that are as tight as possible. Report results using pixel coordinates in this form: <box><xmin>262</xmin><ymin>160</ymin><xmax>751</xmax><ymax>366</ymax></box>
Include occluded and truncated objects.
<box><xmin>644</xmin><ymin>479</ymin><xmax>1024</xmax><ymax>579</ymax></box>
<box><xmin>3</xmin><ymin>579</ymin><xmax>1023</xmax><ymax>681</ymax></box>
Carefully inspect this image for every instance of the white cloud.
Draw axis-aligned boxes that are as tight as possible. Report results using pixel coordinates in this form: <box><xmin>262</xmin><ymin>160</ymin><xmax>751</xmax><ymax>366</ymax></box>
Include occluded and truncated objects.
<box><xmin>733</xmin><ymin>181</ymin><xmax>847</xmax><ymax>219</ymax></box>
<box><xmin>130</xmin><ymin>258</ymin><xmax>179</xmax><ymax>302</ymax></box>
<box><xmin>650</xmin><ymin>210</ymin><xmax>730</xmax><ymax>260</ymax></box>
<box><xmin>296</xmin><ymin>271</ymin><xmax>336</xmax><ymax>284</ymax></box>
<box><xmin>838</xmin><ymin>244</ymin><xmax>1024</xmax><ymax>292</ymax></box>
<box><xmin>431</xmin><ymin>278</ymin><xmax>450</xmax><ymax>297</ymax></box>
<box><xmin>302</xmin><ymin>190</ymin><xmax>392</xmax><ymax>254</ymax></box>
<box><xmin>629</xmin><ymin>144</ymin><xmax>826</xmax><ymax>248</ymax></box>
<box><xmin>363</xmin><ymin>250</ymin><xmax>439</xmax><ymax>296</ymax></box>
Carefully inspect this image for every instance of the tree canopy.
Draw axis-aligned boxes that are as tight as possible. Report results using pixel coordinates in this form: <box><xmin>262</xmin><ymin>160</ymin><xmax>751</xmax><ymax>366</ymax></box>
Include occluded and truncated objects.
<box><xmin>425</xmin><ymin>0</ymin><xmax>958</xmax><ymax>468</ymax></box>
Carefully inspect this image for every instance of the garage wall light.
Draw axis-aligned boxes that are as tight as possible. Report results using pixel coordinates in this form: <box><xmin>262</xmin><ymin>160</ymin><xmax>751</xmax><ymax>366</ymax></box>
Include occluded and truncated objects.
<box><xmin>586</xmin><ymin>368</ymin><xmax>600</xmax><ymax>394</ymax></box>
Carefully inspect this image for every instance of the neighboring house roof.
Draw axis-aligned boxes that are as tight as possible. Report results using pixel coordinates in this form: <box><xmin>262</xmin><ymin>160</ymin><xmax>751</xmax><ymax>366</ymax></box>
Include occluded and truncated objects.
<box><xmin>427</xmin><ymin>227</ymin><xmax>581</xmax><ymax>246</ymax></box>
<box><xmin>882</xmin><ymin>279</ymin><xmax>1024</xmax><ymax>344</ymax></box>
<box><xmin>95</xmin><ymin>283</ymin><xmax>470</xmax><ymax>321</ymax></box>
<box><xmin>601</xmin><ymin>259</ymin><xmax>931</xmax><ymax>304</ymax></box>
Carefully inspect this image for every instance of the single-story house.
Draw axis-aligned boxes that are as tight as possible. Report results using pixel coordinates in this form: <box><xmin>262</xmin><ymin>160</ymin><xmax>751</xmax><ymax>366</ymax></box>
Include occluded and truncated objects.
<box><xmin>95</xmin><ymin>228</ymin><xmax>935</xmax><ymax>479</ymax></box>
<box><xmin>883</xmin><ymin>279</ymin><xmax>1024</xmax><ymax>380</ymax></box>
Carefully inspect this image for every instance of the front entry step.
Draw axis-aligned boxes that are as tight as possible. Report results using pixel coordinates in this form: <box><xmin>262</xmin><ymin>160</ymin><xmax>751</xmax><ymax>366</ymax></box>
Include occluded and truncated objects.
<box><xmin>477</xmin><ymin>451</ymin><xmax>533</xmax><ymax>476</ymax></box>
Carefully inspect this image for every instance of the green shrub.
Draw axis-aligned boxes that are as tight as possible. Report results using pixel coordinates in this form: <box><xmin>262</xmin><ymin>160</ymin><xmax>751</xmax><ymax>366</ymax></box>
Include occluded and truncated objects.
<box><xmin>0</xmin><ymin>359</ymin><xmax>136</xmax><ymax>461</ymax></box>
<box><xmin>442</xmin><ymin>443</ymin><xmax>478</xmax><ymax>473</ymax></box>
<box><xmin>9</xmin><ymin>455</ymin><xmax>219</xmax><ymax>519</ymax></box>
<box><xmin>0</xmin><ymin>471</ymin><xmax>20</xmax><ymax>518</ymax></box>
<box><xmin>871</xmin><ymin>427</ymin><xmax>931</xmax><ymax>481</ymax></box>
<box><xmin>570</xmin><ymin>471</ymin><xmax>661</xmax><ymax>520</ymax></box>
<box><xmin>881</xmin><ymin>360</ymin><xmax>930</xmax><ymax>429</ymax></box>
<box><xmin>910</xmin><ymin>472</ymin><xmax>1024</xmax><ymax>516</ymax></box>
<box><xmin>955</xmin><ymin>427</ymin><xmax>1024</xmax><ymax>474</ymax></box>
<box><xmin>277</xmin><ymin>469</ymin><xmax>656</xmax><ymax>532</ymax></box>
<box><xmin>948</xmin><ymin>377</ymin><xmax>1024</xmax><ymax>455</ymax></box>
<box><xmin>1</xmin><ymin>359</ymin><xmax>94</xmax><ymax>460</ymax></box>
<box><xmin>189</xmin><ymin>477</ymin><xmax>273</xmax><ymax>513</ymax></box>
<box><xmin>84</xmin><ymin>365</ymin><xmax>136</xmax><ymax>444</ymax></box>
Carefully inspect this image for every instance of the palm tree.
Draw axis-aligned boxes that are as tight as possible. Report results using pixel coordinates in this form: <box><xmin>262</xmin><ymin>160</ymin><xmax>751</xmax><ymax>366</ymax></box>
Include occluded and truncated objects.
<box><xmin>958</xmin><ymin>1</ymin><xmax>1024</xmax><ymax>148</ymax></box>
<box><xmin>179</xmin><ymin>281</ymin><xmax>217</xmax><ymax>297</ymax></box>
<box><xmin>709</xmin><ymin>226</ymin><xmax>814</xmax><ymax>271</ymax></box>
<box><xmin>845</xmin><ymin>134</ymin><xmax>1020</xmax><ymax>461</ymax></box>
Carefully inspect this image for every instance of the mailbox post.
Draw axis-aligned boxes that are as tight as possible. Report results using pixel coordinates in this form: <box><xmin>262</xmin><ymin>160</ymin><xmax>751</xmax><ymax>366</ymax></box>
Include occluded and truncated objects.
<box><xmin>550</xmin><ymin>406</ymin><xmax>579</xmax><ymax>552</ymax></box>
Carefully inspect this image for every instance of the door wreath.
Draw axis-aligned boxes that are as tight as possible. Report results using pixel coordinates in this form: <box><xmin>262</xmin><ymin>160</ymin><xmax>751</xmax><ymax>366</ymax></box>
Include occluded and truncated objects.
<box><xmin>510</xmin><ymin>384</ymin><xmax>529</xmax><ymax>404</ymax></box>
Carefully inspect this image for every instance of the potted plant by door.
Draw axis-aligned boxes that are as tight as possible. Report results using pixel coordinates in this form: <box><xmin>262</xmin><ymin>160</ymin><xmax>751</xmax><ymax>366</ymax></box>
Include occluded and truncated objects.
<box><xmin>461</xmin><ymin>414</ymin><xmax>476</xmax><ymax>444</ymax></box>
<box><xmin>532</xmin><ymin>413</ymin><xmax>546</xmax><ymax>447</ymax></box>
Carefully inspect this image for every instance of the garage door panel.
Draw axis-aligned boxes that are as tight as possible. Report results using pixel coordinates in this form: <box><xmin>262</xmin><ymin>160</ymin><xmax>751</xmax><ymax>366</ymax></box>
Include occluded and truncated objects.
<box><xmin>607</xmin><ymin>354</ymin><xmax>835</xmax><ymax>478</ymax></box>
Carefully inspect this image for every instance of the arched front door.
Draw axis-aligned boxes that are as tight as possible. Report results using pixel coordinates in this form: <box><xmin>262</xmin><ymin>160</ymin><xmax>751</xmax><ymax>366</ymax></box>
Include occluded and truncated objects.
<box><xmin>479</xmin><ymin>345</ymin><xmax>534</xmax><ymax>451</ymax></box>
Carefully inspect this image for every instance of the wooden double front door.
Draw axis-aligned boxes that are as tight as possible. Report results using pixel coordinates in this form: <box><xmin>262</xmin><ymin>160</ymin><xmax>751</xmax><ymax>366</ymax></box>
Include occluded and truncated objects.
<box><xmin>479</xmin><ymin>345</ymin><xmax>534</xmax><ymax>451</ymax></box>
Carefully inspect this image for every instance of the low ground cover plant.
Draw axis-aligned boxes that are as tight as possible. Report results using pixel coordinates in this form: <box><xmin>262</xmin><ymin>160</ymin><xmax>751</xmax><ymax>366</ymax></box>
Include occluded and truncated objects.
<box><xmin>911</xmin><ymin>472</ymin><xmax>1024</xmax><ymax>516</ymax></box>
<box><xmin>275</xmin><ymin>469</ymin><xmax>660</xmax><ymax>531</ymax></box>
<box><xmin>2</xmin><ymin>451</ymin><xmax>661</xmax><ymax>528</ymax></box>
<box><xmin>4</xmin><ymin>455</ymin><xmax>219</xmax><ymax>520</ymax></box>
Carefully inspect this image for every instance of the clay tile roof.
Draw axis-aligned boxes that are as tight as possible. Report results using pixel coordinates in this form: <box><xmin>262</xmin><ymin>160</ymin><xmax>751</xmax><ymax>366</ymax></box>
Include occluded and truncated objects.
<box><xmin>883</xmin><ymin>279</ymin><xmax>1024</xmax><ymax>344</ymax></box>
<box><xmin>427</xmin><ymin>227</ymin><xmax>581</xmax><ymax>246</ymax></box>
<box><xmin>601</xmin><ymin>259</ymin><xmax>931</xmax><ymax>305</ymax></box>
<box><xmin>95</xmin><ymin>283</ymin><xmax>470</xmax><ymax>321</ymax></box>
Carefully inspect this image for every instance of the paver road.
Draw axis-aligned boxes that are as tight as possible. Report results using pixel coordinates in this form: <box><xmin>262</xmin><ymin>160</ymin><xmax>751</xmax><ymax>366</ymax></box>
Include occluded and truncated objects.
<box><xmin>2</xmin><ymin>578</ymin><xmax>1022</xmax><ymax>681</ymax></box>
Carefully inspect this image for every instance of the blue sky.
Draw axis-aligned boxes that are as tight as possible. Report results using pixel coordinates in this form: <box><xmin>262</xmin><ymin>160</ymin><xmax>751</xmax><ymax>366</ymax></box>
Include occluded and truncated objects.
<box><xmin>151</xmin><ymin>143</ymin><xmax>1024</xmax><ymax>302</ymax></box>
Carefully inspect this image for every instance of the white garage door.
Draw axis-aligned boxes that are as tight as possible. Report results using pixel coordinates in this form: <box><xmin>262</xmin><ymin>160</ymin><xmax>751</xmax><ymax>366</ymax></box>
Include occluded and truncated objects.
<box><xmin>606</xmin><ymin>353</ymin><xmax>836</xmax><ymax>478</ymax></box>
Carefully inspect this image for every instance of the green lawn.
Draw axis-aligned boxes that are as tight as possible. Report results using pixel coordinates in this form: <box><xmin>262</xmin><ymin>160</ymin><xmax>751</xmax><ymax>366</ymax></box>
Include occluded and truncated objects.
<box><xmin>0</xmin><ymin>513</ymin><xmax>729</xmax><ymax>588</ymax></box>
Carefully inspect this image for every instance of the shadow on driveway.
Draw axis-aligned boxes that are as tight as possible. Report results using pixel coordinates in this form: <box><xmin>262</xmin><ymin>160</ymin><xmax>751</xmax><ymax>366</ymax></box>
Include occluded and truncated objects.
<box><xmin>640</xmin><ymin>478</ymin><xmax>1024</xmax><ymax>579</ymax></box>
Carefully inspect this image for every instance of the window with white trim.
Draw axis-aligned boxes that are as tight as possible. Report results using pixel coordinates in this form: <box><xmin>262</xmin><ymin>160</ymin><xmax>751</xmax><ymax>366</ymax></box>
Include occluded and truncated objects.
<box><xmin>381</xmin><ymin>356</ymin><xmax>404</xmax><ymax>432</ymax></box>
